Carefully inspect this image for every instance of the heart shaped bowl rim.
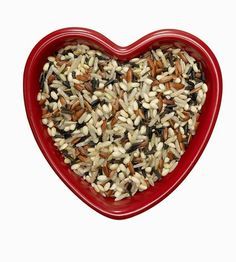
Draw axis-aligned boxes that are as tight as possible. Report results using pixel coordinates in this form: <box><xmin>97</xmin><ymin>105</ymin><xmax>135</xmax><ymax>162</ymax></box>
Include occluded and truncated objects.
<box><xmin>24</xmin><ymin>28</ymin><xmax>222</xmax><ymax>219</ymax></box>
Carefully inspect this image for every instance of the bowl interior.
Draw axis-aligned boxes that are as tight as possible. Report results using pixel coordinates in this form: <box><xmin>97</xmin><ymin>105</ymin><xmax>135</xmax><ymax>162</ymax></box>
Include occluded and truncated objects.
<box><xmin>24</xmin><ymin>29</ymin><xmax>221</xmax><ymax>219</ymax></box>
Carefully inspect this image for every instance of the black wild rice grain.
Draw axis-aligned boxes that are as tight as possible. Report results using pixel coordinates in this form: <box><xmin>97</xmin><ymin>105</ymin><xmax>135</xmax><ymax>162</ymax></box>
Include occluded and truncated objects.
<box><xmin>165</xmin><ymin>104</ymin><xmax>176</xmax><ymax>113</ymax></box>
<box><xmin>61</xmin><ymin>107</ymin><xmax>73</xmax><ymax>115</ymax></box>
<box><xmin>128</xmin><ymin>62</ymin><xmax>139</xmax><ymax>68</ymax></box>
<box><xmin>163</xmin><ymin>143</ymin><xmax>169</xmax><ymax>150</ymax></box>
<box><xmin>70</xmin><ymin>159</ymin><xmax>78</xmax><ymax>165</ymax></box>
<box><xmin>96</xmin><ymin>54</ymin><xmax>110</xmax><ymax>60</ymax></box>
<box><xmin>190</xmin><ymin>70</ymin><xmax>195</xmax><ymax>79</ymax></box>
<box><xmin>91</xmin><ymin>78</ymin><xmax>99</xmax><ymax>90</ymax></box>
<box><xmin>115</xmin><ymin>71</ymin><xmax>123</xmax><ymax>81</ymax></box>
<box><xmin>185</xmin><ymin>85</ymin><xmax>194</xmax><ymax>91</ymax></box>
<box><xmin>126</xmin><ymin>143</ymin><xmax>140</xmax><ymax>153</ymax></box>
<box><xmin>91</xmin><ymin>99</ymin><xmax>100</xmax><ymax>108</ymax></box>
<box><xmin>153</xmin><ymin>169</ymin><xmax>162</xmax><ymax>180</ymax></box>
<box><xmin>78</xmin><ymin>135</ymin><xmax>89</xmax><ymax>143</ymax></box>
<box><xmin>62</xmin><ymin>81</ymin><xmax>71</xmax><ymax>88</ymax></box>
<box><xmin>189</xmin><ymin>93</ymin><xmax>197</xmax><ymax>103</ymax></box>
<box><xmin>62</xmin><ymin>49</ymin><xmax>72</xmax><ymax>55</ymax></box>
<box><xmin>155</xmin><ymin>128</ymin><xmax>163</xmax><ymax>137</ymax></box>
<box><xmin>186</xmin><ymin>66</ymin><xmax>193</xmax><ymax>75</ymax></box>
<box><xmin>46</xmin><ymin>106</ymin><xmax>53</xmax><ymax>113</ymax></box>
<box><xmin>53</xmin><ymin>134</ymin><xmax>65</xmax><ymax>139</ymax></box>
<box><xmin>186</xmin><ymin>80</ymin><xmax>195</xmax><ymax>87</ymax></box>
<box><xmin>47</xmin><ymin>96</ymin><xmax>55</xmax><ymax>103</ymax></box>
<box><xmin>99</xmin><ymin>99</ymin><xmax>107</xmax><ymax>106</ymax></box>
<box><xmin>197</xmin><ymin>61</ymin><xmax>203</xmax><ymax>71</ymax></box>
<box><xmin>85</xmin><ymin>56</ymin><xmax>89</xmax><ymax>64</ymax></box>
<box><xmin>125</xmin><ymin>182</ymin><xmax>133</xmax><ymax>196</ymax></box>
<box><xmin>184</xmin><ymin>123</ymin><xmax>189</xmax><ymax>134</ymax></box>
<box><xmin>145</xmin><ymin>148</ymin><xmax>156</xmax><ymax>155</ymax></box>
<box><xmin>58</xmin><ymin>130</ymin><xmax>73</xmax><ymax>139</ymax></box>
<box><xmin>61</xmin><ymin>150</ymin><xmax>74</xmax><ymax>161</ymax></box>
<box><xmin>89</xmin><ymin>141</ymin><xmax>97</xmax><ymax>147</ymax></box>
<box><xmin>76</xmin><ymin>123</ymin><xmax>85</xmax><ymax>129</ymax></box>
<box><xmin>104</xmin><ymin>79</ymin><xmax>117</xmax><ymax>87</ymax></box>
<box><xmin>39</xmin><ymin>72</ymin><xmax>46</xmax><ymax>89</ymax></box>
<box><xmin>64</xmin><ymin>89</ymin><xmax>73</xmax><ymax>96</ymax></box>
<box><xmin>143</xmin><ymin>108</ymin><xmax>149</xmax><ymax>119</ymax></box>
<box><xmin>72</xmin><ymin>71</ymin><xmax>76</xmax><ymax>78</ymax></box>
<box><xmin>146</xmin><ymin>127</ymin><xmax>152</xmax><ymax>139</ymax></box>
<box><xmin>167</xmin><ymin>52</ymin><xmax>174</xmax><ymax>67</ymax></box>
<box><xmin>140</xmin><ymin>168</ymin><xmax>147</xmax><ymax>178</ymax></box>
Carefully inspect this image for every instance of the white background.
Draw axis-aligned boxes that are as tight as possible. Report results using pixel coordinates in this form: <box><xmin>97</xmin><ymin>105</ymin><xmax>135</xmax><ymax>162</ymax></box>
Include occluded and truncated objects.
<box><xmin>1</xmin><ymin>0</ymin><xmax>235</xmax><ymax>261</ymax></box>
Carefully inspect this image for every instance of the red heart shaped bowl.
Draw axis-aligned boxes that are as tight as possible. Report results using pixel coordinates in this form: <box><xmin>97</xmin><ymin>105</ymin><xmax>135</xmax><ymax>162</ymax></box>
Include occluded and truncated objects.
<box><xmin>23</xmin><ymin>28</ymin><xmax>222</xmax><ymax>219</ymax></box>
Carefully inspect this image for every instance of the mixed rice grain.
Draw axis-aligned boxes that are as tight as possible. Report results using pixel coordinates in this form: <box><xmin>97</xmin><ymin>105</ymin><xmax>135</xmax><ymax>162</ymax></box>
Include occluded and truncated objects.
<box><xmin>37</xmin><ymin>43</ymin><xmax>207</xmax><ymax>200</ymax></box>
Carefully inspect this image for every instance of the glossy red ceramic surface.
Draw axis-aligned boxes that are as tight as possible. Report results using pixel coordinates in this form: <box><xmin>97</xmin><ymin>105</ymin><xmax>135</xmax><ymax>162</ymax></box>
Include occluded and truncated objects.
<box><xmin>23</xmin><ymin>28</ymin><xmax>222</xmax><ymax>219</ymax></box>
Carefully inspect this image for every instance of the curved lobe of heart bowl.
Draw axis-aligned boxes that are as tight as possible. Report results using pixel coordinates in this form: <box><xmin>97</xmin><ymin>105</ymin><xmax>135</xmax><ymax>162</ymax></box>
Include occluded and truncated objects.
<box><xmin>24</xmin><ymin>28</ymin><xmax>222</xmax><ymax>219</ymax></box>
